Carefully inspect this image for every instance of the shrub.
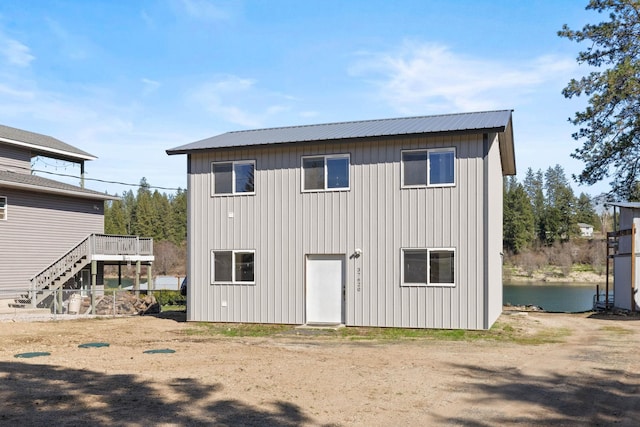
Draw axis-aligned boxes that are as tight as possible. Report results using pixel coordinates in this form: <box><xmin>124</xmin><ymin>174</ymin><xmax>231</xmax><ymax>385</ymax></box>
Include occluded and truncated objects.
<box><xmin>152</xmin><ymin>290</ymin><xmax>186</xmax><ymax>306</ymax></box>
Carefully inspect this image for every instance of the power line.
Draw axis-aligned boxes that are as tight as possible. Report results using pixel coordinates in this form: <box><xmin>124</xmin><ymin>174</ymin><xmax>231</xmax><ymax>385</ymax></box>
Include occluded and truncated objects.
<box><xmin>0</xmin><ymin>161</ymin><xmax>182</xmax><ymax>192</ymax></box>
<box><xmin>34</xmin><ymin>169</ymin><xmax>183</xmax><ymax>191</ymax></box>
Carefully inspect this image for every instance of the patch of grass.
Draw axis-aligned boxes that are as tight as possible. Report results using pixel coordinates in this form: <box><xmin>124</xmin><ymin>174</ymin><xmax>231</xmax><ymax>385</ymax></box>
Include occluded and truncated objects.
<box><xmin>599</xmin><ymin>325</ymin><xmax>633</xmax><ymax>335</ymax></box>
<box><xmin>514</xmin><ymin>327</ymin><xmax>571</xmax><ymax>345</ymax></box>
<box><xmin>572</xmin><ymin>263</ymin><xmax>595</xmax><ymax>273</ymax></box>
<box><xmin>161</xmin><ymin>304</ymin><xmax>186</xmax><ymax>312</ymax></box>
<box><xmin>182</xmin><ymin>321</ymin><xmax>571</xmax><ymax>344</ymax></box>
<box><xmin>338</xmin><ymin>327</ymin><xmax>474</xmax><ymax>341</ymax></box>
<box><xmin>185</xmin><ymin>323</ymin><xmax>294</xmax><ymax>337</ymax></box>
<box><xmin>489</xmin><ymin>321</ymin><xmax>571</xmax><ymax>345</ymax></box>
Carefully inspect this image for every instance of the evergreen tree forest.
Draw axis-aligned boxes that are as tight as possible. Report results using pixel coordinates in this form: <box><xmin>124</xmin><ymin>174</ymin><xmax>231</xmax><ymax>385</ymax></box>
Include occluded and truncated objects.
<box><xmin>104</xmin><ymin>178</ymin><xmax>187</xmax><ymax>275</ymax></box>
<box><xmin>503</xmin><ymin>164</ymin><xmax>600</xmax><ymax>254</ymax></box>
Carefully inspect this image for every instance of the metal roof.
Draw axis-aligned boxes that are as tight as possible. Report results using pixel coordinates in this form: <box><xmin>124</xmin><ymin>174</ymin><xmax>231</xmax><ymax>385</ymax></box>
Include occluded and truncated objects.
<box><xmin>605</xmin><ymin>202</ymin><xmax>640</xmax><ymax>209</ymax></box>
<box><xmin>0</xmin><ymin>123</ymin><xmax>96</xmax><ymax>162</ymax></box>
<box><xmin>0</xmin><ymin>170</ymin><xmax>118</xmax><ymax>201</ymax></box>
<box><xmin>167</xmin><ymin>110</ymin><xmax>514</xmax><ymax>154</ymax></box>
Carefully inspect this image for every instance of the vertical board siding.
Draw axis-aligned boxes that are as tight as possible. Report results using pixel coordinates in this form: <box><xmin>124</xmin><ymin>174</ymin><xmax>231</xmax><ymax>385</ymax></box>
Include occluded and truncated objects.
<box><xmin>0</xmin><ymin>189</ymin><xmax>104</xmax><ymax>292</ymax></box>
<box><xmin>188</xmin><ymin>132</ymin><xmax>493</xmax><ymax>329</ymax></box>
<box><xmin>486</xmin><ymin>134</ymin><xmax>505</xmax><ymax>328</ymax></box>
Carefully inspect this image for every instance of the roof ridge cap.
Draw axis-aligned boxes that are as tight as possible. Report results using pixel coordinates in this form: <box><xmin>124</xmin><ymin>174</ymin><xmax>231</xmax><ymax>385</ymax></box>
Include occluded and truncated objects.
<box><xmin>223</xmin><ymin>109</ymin><xmax>513</xmax><ymax>135</ymax></box>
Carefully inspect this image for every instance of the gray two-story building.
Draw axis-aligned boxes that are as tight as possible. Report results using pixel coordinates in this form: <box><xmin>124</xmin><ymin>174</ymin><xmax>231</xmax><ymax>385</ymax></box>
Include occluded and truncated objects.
<box><xmin>168</xmin><ymin>110</ymin><xmax>516</xmax><ymax>329</ymax></box>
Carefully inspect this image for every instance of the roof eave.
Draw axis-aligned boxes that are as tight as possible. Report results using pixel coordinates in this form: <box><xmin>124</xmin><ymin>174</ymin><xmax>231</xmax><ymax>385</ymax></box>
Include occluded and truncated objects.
<box><xmin>0</xmin><ymin>137</ymin><xmax>97</xmax><ymax>162</ymax></box>
<box><xmin>167</xmin><ymin>126</ymin><xmax>511</xmax><ymax>155</ymax></box>
<box><xmin>0</xmin><ymin>180</ymin><xmax>119</xmax><ymax>201</ymax></box>
<box><xmin>498</xmin><ymin>118</ymin><xmax>516</xmax><ymax>176</ymax></box>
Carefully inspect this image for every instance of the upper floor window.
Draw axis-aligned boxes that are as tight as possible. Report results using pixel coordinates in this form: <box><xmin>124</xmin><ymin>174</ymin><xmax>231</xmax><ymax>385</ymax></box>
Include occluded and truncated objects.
<box><xmin>402</xmin><ymin>148</ymin><xmax>455</xmax><ymax>188</ymax></box>
<box><xmin>302</xmin><ymin>154</ymin><xmax>350</xmax><ymax>191</ymax></box>
<box><xmin>0</xmin><ymin>197</ymin><xmax>6</xmax><ymax>220</ymax></box>
<box><xmin>211</xmin><ymin>161</ymin><xmax>255</xmax><ymax>196</ymax></box>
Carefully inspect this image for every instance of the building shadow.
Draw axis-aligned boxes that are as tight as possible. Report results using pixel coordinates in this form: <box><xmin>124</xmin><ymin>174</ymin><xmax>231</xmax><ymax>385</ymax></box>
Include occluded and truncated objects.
<box><xmin>588</xmin><ymin>311</ymin><xmax>640</xmax><ymax>322</ymax></box>
<box><xmin>435</xmin><ymin>362</ymin><xmax>640</xmax><ymax>425</ymax></box>
<box><xmin>0</xmin><ymin>361</ymin><xmax>317</xmax><ymax>426</ymax></box>
<box><xmin>151</xmin><ymin>309</ymin><xmax>187</xmax><ymax>322</ymax></box>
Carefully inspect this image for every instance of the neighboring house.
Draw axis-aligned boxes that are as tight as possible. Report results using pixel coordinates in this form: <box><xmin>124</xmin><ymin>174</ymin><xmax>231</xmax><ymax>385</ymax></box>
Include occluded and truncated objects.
<box><xmin>605</xmin><ymin>202</ymin><xmax>640</xmax><ymax>311</ymax></box>
<box><xmin>167</xmin><ymin>110</ymin><xmax>516</xmax><ymax>330</ymax></box>
<box><xmin>578</xmin><ymin>223</ymin><xmax>594</xmax><ymax>238</ymax></box>
<box><xmin>0</xmin><ymin>124</ymin><xmax>153</xmax><ymax>306</ymax></box>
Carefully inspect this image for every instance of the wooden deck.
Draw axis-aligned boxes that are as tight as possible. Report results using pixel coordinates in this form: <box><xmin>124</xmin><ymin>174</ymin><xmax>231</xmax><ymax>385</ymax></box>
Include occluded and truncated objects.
<box><xmin>29</xmin><ymin>234</ymin><xmax>154</xmax><ymax>307</ymax></box>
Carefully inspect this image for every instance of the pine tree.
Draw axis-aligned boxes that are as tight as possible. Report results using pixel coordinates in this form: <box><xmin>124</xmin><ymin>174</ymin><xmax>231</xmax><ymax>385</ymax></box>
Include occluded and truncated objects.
<box><xmin>132</xmin><ymin>178</ymin><xmax>155</xmax><ymax>237</ymax></box>
<box><xmin>504</xmin><ymin>177</ymin><xmax>535</xmax><ymax>253</ymax></box>
<box><xmin>169</xmin><ymin>189</ymin><xmax>187</xmax><ymax>245</ymax></box>
<box><xmin>559</xmin><ymin>0</ymin><xmax>640</xmax><ymax>199</ymax></box>
<box><xmin>104</xmin><ymin>199</ymin><xmax>127</xmax><ymax>235</ymax></box>
<box><xmin>542</xmin><ymin>165</ymin><xmax>578</xmax><ymax>243</ymax></box>
<box><xmin>151</xmin><ymin>190</ymin><xmax>172</xmax><ymax>241</ymax></box>
<box><xmin>523</xmin><ymin>168</ymin><xmax>545</xmax><ymax>245</ymax></box>
<box><xmin>575</xmin><ymin>192</ymin><xmax>599</xmax><ymax>230</ymax></box>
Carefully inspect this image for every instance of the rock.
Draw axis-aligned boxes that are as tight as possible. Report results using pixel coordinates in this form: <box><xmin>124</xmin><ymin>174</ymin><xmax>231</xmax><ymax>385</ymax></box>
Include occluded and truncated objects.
<box><xmin>79</xmin><ymin>292</ymin><xmax>161</xmax><ymax>315</ymax></box>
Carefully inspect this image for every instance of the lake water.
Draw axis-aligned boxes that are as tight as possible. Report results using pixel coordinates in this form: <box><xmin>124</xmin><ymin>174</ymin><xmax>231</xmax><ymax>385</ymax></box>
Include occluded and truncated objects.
<box><xmin>104</xmin><ymin>278</ymin><xmax>600</xmax><ymax>312</ymax></box>
<box><xmin>104</xmin><ymin>278</ymin><xmax>134</xmax><ymax>288</ymax></box>
<box><xmin>503</xmin><ymin>283</ymin><xmax>604</xmax><ymax>313</ymax></box>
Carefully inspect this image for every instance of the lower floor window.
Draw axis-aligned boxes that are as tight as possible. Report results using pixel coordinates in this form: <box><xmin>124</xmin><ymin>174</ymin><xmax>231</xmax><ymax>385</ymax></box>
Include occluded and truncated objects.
<box><xmin>211</xmin><ymin>250</ymin><xmax>255</xmax><ymax>284</ymax></box>
<box><xmin>402</xmin><ymin>248</ymin><xmax>455</xmax><ymax>286</ymax></box>
<box><xmin>0</xmin><ymin>196</ymin><xmax>5</xmax><ymax>220</ymax></box>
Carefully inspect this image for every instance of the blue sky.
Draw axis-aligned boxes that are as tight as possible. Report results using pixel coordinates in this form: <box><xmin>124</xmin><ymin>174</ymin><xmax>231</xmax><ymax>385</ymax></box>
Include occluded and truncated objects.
<box><xmin>0</xmin><ymin>0</ymin><xmax>608</xmax><ymax>196</ymax></box>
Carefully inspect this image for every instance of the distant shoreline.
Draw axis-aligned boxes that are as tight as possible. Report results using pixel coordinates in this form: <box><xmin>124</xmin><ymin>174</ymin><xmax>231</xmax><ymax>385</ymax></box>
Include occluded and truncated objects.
<box><xmin>504</xmin><ymin>266</ymin><xmax>608</xmax><ymax>286</ymax></box>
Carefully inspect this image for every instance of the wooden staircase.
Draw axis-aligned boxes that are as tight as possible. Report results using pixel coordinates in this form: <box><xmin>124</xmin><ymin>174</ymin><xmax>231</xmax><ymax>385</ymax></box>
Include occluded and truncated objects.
<box><xmin>28</xmin><ymin>237</ymin><xmax>91</xmax><ymax>307</ymax></box>
<box><xmin>28</xmin><ymin>234</ymin><xmax>153</xmax><ymax>308</ymax></box>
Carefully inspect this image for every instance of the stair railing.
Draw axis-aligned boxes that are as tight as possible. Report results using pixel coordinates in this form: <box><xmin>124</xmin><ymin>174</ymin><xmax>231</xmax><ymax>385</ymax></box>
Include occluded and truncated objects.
<box><xmin>30</xmin><ymin>236</ymin><xmax>91</xmax><ymax>292</ymax></box>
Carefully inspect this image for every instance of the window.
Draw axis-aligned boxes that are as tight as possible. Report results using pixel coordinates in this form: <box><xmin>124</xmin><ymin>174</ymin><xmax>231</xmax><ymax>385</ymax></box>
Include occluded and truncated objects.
<box><xmin>302</xmin><ymin>154</ymin><xmax>350</xmax><ymax>191</ymax></box>
<box><xmin>211</xmin><ymin>161</ymin><xmax>255</xmax><ymax>195</ymax></box>
<box><xmin>211</xmin><ymin>250</ymin><xmax>255</xmax><ymax>284</ymax></box>
<box><xmin>0</xmin><ymin>197</ymin><xmax>5</xmax><ymax>220</ymax></box>
<box><xmin>402</xmin><ymin>148</ymin><xmax>455</xmax><ymax>187</ymax></box>
<box><xmin>402</xmin><ymin>248</ymin><xmax>455</xmax><ymax>286</ymax></box>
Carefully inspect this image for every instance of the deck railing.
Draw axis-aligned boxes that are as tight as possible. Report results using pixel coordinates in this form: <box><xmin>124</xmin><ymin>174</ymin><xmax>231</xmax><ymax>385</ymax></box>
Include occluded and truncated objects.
<box><xmin>89</xmin><ymin>234</ymin><xmax>154</xmax><ymax>256</ymax></box>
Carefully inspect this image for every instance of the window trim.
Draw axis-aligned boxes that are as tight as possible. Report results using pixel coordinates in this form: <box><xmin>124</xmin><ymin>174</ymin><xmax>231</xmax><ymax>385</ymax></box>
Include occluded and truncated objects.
<box><xmin>401</xmin><ymin>247</ymin><xmax>456</xmax><ymax>287</ymax></box>
<box><xmin>0</xmin><ymin>196</ymin><xmax>6</xmax><ymax>221</ymax></box>
<box><xmin>210</xmin><ymin>160</ymin><xmax>256</xmax><ymax>196</ymax></box>
<box><xmin>210</xmin><ymin>249</ymin><xmax>256</xmax><ymax>285</ymax></box>
<box><xmin>401</xmin><ymin>147</ymin><xmax>456</xmax><ymax>188</ymax></box>
<box><xmin>301</xmin><ymin>153</ymin><xmax>351</xmax><ymax>192</ymax></box>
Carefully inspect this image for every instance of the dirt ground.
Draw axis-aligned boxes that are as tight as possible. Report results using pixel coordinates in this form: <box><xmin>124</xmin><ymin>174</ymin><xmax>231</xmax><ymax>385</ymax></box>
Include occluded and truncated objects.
<box><xmin>1</xmin><ymin>310</ymin><xmax>639</xmax><ymax>427</ymax></box>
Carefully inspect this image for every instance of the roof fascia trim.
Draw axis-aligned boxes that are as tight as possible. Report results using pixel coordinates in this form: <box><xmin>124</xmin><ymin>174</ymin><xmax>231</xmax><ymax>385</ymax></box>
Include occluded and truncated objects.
<box><xmin>166</xmin><ymin>126</ymin><xmax>509</xmax><ymax>155</ymax></box>
<box><xmin>0</xmin><ymin>137</ymin><xmax>97</xmax><ymax>161</ymax></box>
<box><xmin>0</xmin><ymin>180</ymin><xmax>119</xmax><ymax>201</ymax></box>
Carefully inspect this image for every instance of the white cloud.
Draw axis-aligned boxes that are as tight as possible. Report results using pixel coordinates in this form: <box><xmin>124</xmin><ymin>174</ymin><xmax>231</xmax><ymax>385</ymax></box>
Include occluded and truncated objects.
<box><xmin>141</xmin><ymin>10</ymin><xmax>155</xmax><ymax>28</ymax></box>
<box><xmin>0</xmin><ymin>37</ymin><xmax>34</xmax><ymax>67</ymax></box>
<box><xmin>0</xmin><ymin>72</ymin><xmax>189</xmax><ymax>193</ymax></box>
<box><xmin>189</xmin><ymin>75</ymin><xmax>294</xmax><ymax>128</ymax></box>
<box><xmin>350</xmin><ymin>40</ymin><xmax>576</xmax><ymax>115</ymax></box>
<box><xmin>0</xmin><ymin>82</ymin><xmax>35</xmax><ymax>99</ymax></box>
<box><xmin>45</xmin><ymin>18</ymin><xmax>90</xmax><ymax>60</ymax></box>
<box><xmin>175</xmin><ymin>0</ymin><xmax>233</xmax><ymax>22</ymax></box>
<box><xmin>141</xmin><ymin>78</ymin><xmax>161</xmax><ymax>95</ymax></box>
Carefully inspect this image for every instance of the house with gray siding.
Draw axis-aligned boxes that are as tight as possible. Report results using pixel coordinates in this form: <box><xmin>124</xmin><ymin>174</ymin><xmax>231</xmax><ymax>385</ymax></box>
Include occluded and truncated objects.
<box><xmin>604</xmin><ymin>202</ymin><xmax>640</xmax><ymax>312</ymax></box>
<box><xmin>0</xmin><ymin>124</ymin><xmax>153</xmax><ymax>306</ymax></box>
<box><xmin>167</xmin><ymin>110</ymin><xmax>516</xmax><ymax>330</ymax></box>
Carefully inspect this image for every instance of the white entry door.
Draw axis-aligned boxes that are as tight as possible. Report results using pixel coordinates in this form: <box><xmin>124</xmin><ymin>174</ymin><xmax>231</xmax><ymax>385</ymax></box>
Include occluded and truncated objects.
<box><xmin>306</xmin><ymin>255</ymin><xmax>344</xmax><ymax>324</ymax></box>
